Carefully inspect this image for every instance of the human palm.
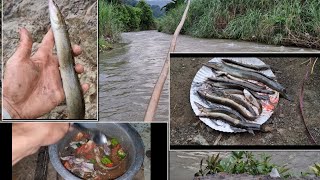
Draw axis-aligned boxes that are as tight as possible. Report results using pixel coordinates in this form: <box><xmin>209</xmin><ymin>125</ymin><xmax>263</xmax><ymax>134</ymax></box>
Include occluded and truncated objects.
<box><xmin>3</xmin><ymin>28</ymin><xmax>88</xmax><ymax>119</ymax></box>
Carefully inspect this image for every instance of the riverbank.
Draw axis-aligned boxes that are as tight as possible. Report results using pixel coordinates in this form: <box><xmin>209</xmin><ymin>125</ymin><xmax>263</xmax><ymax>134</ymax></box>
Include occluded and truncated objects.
<box><xmin>158</xmin><ymin>0</ymin><xmax>320</xmax><ymax>50</ymax></box>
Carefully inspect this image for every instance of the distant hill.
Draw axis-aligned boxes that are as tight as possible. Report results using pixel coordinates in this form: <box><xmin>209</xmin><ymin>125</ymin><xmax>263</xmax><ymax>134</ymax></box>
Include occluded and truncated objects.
<box><xmin>123</xmin><ymin>0</ymin><xmax>168</xmax><ymax>17</ymax></box>
<box><xmin>151</xmin><ymin>4</ymin><xmax>165</xmax><ymax>18</ymax></box>
<box><xmin>146</xmin><ymin>1</ymin><xmax>171</xmax><ymax>8</ymax></box>
<box><xmin>124</xmin><ymin>0</ymin><xmax>171</xmax><ymax>8</ymax></box>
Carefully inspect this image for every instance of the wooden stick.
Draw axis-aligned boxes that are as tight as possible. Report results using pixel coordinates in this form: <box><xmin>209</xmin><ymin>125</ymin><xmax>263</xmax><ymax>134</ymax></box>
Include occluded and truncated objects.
<box><xmin>311</xmin><ymin>58</ymin><xmax>318</xmax><ymax>74</ymax></box>
<box><xmin>144</xmin><ymin>0</ymin><xmax>191</xmax><ymax>122</ymax></box>
<box><xmin>34</xmin><ymin>146</ymin><xmax>49</xmax><ymax>180</ymax></box>
<box><xmin>213</xmin><ymin>133</ymin><xmax>223</xmax><ymax>145</ymax></box>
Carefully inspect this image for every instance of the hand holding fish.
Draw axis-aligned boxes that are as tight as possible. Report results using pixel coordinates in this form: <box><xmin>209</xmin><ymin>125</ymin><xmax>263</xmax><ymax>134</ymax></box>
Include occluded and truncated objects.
<box><xmin>3</xmin><ymin>28</ymin><xmax>89</xmax><ymax>119</ymax></box>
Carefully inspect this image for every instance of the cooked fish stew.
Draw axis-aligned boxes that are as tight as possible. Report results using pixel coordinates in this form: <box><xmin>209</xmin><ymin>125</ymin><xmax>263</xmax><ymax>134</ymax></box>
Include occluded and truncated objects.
<box><xmin>60</xmin><ymin>132</ymin><xmax>128</xmax><ymax>179</ymax></box>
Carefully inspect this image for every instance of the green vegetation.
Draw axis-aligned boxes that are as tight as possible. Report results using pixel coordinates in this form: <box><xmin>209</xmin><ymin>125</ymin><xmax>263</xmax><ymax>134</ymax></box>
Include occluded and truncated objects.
<box><xmin>136</xmin><ymin>0</ymin><xmax>155</xmax><ymax>30</ymax></box>
<box><xmin>157</xmin><ymin>0</ymin><xmax>320</xmax><ymax>49</ymax></box>
<box><xmin>99</xmin><ymin>0</ymin><xmax>155</xmax><ymax>51</ymax></box>
<box><xmin>309</xmin><ymin>163</ymin><xmax>320</xmax><ymax>176</ymax></box>
<box><xmin>195</xmin><ymin>151</ymin><xmax>291</xmax><ymax>178</ymax></box>
<box><xmin>195</xmin><ymin>151</ymin><xmax>320</xmax><ymax>178</ymax></box>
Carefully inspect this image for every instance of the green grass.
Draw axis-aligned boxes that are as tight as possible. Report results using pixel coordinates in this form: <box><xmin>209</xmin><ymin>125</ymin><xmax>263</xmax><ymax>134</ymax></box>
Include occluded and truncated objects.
<box><xmin>157</xmin><ymin>0</ymin><xmax>320</xmax><ymax>49</ymax></box>
<box><xmin>98</xmin><ymin>1</ymin><xmax>122</xmax><ymax>50</ymax></box>
<box><xmin>98</xmin><ymin>37</ymin><xmax>112</xmax><ymax>52</ymax></box>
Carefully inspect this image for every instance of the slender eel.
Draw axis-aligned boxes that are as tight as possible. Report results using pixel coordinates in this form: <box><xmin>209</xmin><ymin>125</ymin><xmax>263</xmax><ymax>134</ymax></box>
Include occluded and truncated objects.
<box><xmin>194</xmin><ymin>102</ymin><xmax>247</xmax><ymax>122</ymax></box>
<box><xmin>205</xmin><ymin>81</ymin><xmax>243</xmax><ymax>94</ymax></box>
<box><xmin>197</xmin><ymin>111</ymin><xmax>261</xmax><ymax>131</ymax></box>
<box><xmin>204</xmin><ymin>62</ymin><xmax>291</xmax><ymax>100</ymax></box>
<box><xmin>49</xmin><ymin>0</ymin><xmax>85</xmax><ymax>119</ymax></box>
<box><xmin>221</xmin><ymin>60</ymin><xmax>276</xmax><ymax>80</ymax></box>
<box><xmin>207</xmin><ymin>76</ymin><xmax>274</xmax><ymax>94</ymax></box>
<box><xmin>211</xmin><ymin>89</ymin><xmax>257</xmax><ymax>117</ymax></box>
<box><xmin>197</xmin><ymin>89</ymin><xmax>257</xmax><ymax>120</ymax></box>
<box><xmin>205</xmin><ymin>80</ymin><xmax>269</xmax><ymax>100</ymax></box>
<box><xmin>221</xmin><ymin>58</ymin><xmax>270</xmax><ymax>70</ymax></box>
<box><xmin>249</xmin><ymin>91</ymin><xmax>270</xmax><ymax>100</ymax></box>
<box><xmin>214</xmin><ymin>88</ymin><xmax>244</xmax><ymax>95</ymax></box>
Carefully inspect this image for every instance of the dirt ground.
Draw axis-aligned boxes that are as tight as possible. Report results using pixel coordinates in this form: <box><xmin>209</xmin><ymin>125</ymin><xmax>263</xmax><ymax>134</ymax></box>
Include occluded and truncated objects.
<box><xmin>170</xmin><ymin>57</ymin><xmax>320</xmax><ymax>145</ymax></box>
<box><xmin>2</xmin><ymin>0</ymin><xmax>97</xmax><ymax>119</ymax></box>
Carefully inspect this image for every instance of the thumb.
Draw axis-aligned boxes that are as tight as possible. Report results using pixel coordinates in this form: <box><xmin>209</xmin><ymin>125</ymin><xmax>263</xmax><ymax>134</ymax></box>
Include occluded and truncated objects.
<box><xmin>10</xmin><ymin>28</ymin><xmax>33</xmax><ymax>61</ymax></box>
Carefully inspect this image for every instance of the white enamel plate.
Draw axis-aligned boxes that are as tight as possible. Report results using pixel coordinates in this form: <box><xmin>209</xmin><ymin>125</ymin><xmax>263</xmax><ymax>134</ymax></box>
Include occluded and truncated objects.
<box><xmin>190</xmin><ymin>58</ymin><xmax>279</xmax><ymax>133</ymax></box>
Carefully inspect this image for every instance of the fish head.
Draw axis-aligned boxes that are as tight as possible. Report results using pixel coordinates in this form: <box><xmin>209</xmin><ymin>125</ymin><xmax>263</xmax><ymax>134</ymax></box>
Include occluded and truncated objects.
<box><xmin>49</xmin><ymin>0</ymin><xmax>65</xmax><ymax>28</ymax></box>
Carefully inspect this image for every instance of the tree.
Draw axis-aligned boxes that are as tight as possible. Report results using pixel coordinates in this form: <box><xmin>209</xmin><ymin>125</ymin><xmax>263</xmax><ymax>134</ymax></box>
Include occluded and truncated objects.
<box><xmin>136</xmin><ymin>0</ymin><xmax>155</xmax><ymax>30</ymax></box>
<box><xmin>162</xmin><ymin>0</ymin><xmax>184</xmax><ymax>12</ymax></box>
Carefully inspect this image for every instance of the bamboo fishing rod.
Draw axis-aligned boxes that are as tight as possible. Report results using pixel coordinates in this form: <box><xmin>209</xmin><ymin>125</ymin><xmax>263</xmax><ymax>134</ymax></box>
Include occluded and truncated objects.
<box><xmin>144</xmin><ymin>0</ymin><xmax>191</xmax><ymax>122</ymax></box>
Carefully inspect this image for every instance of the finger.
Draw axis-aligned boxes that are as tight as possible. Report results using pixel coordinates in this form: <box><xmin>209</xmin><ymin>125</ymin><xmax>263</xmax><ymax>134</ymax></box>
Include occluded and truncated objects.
<box><xmin>82</xmin><ymin>84</ymin><xmax>89</xmax><ymax>94</ymax></box>
<box><xmin>38</xmin><ymin>29</ymin><xmax>55</xmax><ymax>52</ymax></box>
<box><xmin>72</xmin><ymin>45</ymin><xmax>82</xmax><ymax>56</ymax></box>
<box><xmin>10</xmin><ymin>28</ymin><xmax>33</xmax><ymax>61</ymax></box>
<box><xmin>75</xmin><ymin>64</ymin><xmax>84</xmax><ymax>74</ymax></box>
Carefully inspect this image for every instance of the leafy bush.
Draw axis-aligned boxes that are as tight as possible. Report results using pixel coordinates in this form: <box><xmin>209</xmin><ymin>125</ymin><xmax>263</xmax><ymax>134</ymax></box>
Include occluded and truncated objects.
<box><xmin>98</xmin><ymin>1</ymin><xmax>122</xmax><ymax>41</ymax></box>
<box><xmin>136</xmin><ymin>0</ymin><xmax>155</xmax><ymax>30</ymax></box>
<box><xmin>98</xmin><ymin>0</ymin><xmax>156</xmax><ymax>49</ymax></box>
<box><xmin>126</xmin><ymin>6</ymin><xmax>142</xmax><ymax>31</ymax></box>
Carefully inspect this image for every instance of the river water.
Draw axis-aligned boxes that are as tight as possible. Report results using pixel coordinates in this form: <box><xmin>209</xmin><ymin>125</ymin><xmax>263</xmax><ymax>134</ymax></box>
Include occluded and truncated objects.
<box><xmin>98</xmin><ymin>30</ymin><xmax>318</xmax><ymax>121</ymax></box>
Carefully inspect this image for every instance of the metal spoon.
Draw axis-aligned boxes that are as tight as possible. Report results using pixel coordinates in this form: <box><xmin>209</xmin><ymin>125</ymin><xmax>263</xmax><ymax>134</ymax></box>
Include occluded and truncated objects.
<box><xmin>71</xmin><ymin>123</ymin><xmax>108</xmax><ymax>145</ymax></box>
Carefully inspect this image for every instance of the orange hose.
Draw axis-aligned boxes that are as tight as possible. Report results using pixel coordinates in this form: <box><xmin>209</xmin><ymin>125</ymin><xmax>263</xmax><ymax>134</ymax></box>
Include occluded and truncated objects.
<box><xmin>144</xmin><ymin>0</ymin><xmax>191</xmax><ymax>122</ymax></box>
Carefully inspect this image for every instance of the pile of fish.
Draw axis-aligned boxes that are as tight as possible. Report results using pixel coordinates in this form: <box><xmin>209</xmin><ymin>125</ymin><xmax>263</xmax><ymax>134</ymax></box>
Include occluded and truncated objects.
<box><xmin>195</xmin><ymin>58</ymin><xmax>290</xmax><ymax>133</ymax></box>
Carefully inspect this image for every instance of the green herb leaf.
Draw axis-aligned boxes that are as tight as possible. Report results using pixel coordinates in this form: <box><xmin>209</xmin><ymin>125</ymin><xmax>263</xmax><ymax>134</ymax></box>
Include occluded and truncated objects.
<box><xmin>117</xmin><ymin>149</ymin><xmax>127</xmax><ymax>159</ymax></box>
<box><xmin>111</xmin><ymin>138</ymin><xmax>119</xmax><ymax>146</ymax></box>
<box><xmin>101</xmin><ymin>156</ymin><xmax>112</xmax><ymax>164</ymax></box>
